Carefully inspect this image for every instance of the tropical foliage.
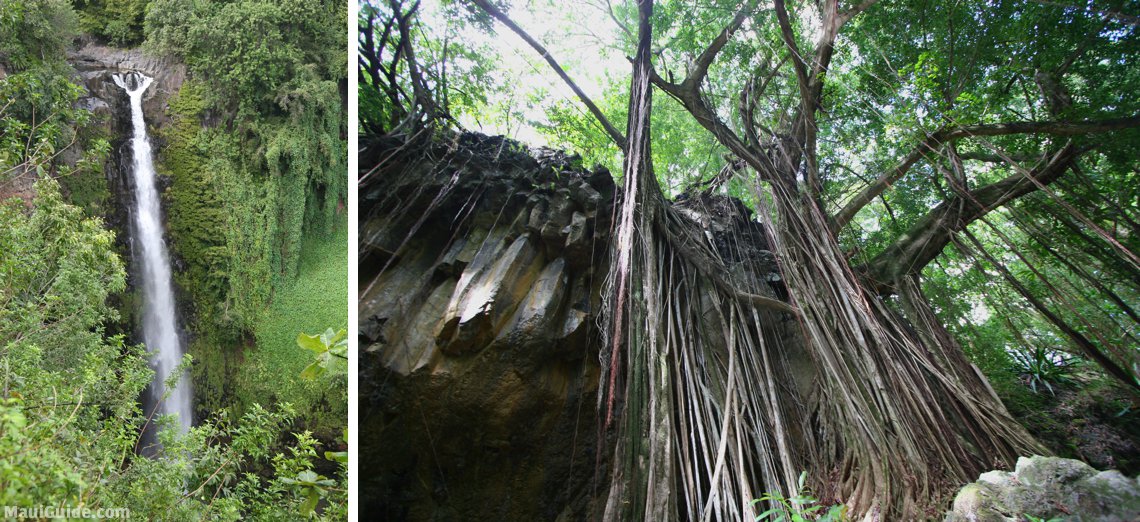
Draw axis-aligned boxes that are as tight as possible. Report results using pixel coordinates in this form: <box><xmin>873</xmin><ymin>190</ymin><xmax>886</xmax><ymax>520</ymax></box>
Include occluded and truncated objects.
<box><xmin>0</xmin><ymin>180</ymin><xmax>346</xmax><ymax>518</ymax></box>
<box><xmin>140</xmin><ymin>0</ymin><xmax>348</xmax><ymax>435</ymax></box>
<box><xmin>73</xmin><ymin>0</ymin><xmax>149</xmax><ymax>45</ymax></box>
<box><xmin>2</xmin><ymin>0</ymin><xmax>347</xmax><ymax>518</ymax></box>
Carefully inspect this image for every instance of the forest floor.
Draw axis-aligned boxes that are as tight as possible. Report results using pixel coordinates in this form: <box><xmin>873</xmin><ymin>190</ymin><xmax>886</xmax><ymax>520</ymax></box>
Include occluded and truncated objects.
<box><xmin>999</xmin><ymin>371</ymin><xmax>1140</xmax><ymax>475</ymax></box>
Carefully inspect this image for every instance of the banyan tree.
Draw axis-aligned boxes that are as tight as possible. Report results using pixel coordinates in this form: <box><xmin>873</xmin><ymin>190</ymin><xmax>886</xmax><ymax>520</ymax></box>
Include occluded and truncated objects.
<box><xmin>359</xmin><ymin>0</ymin><xmax>1140</xmax><ymax>519</ymax></box>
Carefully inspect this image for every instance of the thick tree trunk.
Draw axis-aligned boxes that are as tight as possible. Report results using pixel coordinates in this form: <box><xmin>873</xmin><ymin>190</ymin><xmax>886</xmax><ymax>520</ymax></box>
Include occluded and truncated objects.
<box><xmin>594</xmin><ymin>0</ymin><xmax>1045</xmax><ymax>515</ymax></box>
<box><xmin>359</xmin><ymin>128</ymin><xmax>1047</xmax><ymax>520</ymax></box>
<box><xmin>601</xmin><ymin>1</ymin><xmax>676</xmax><ymax>519</ymax></box>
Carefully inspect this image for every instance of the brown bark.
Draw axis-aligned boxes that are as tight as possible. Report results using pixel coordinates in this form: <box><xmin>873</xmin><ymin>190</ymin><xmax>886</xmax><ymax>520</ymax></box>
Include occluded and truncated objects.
<box><xmin>602</xmin><ymin>2</ymin><xmax>668</xmax><ymax>519</ymax></box>
<box><xmin>833</xmin><ymin>115</ymin><xmax>1140</xmax><ymax>231</ymax></box>
<box><xmin>862</xmin><ymin>144</ymin><xmax>1080</xmax><ymax>292</ymax></box>
<box><xmin>656</xmin><ymin>2</ymin><xmax>1043</xmax><ymax>516</ymax></box>
<box><xmin>459</xmin><ymin>0</ymin><xmax>1072</xmax><ymax>517</ymax></box>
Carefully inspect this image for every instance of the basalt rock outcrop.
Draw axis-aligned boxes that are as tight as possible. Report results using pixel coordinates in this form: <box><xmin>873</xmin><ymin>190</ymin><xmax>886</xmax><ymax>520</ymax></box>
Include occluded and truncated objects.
<box><xmin>359</xmin><ymin>133</ymin><xmax>793</xmax><ymax>520</ymax></box>
<box><xmin>1</xmin><ymin>42</ymin><xmax>180</xmax><ymax>206</ymax></box>
<box><xmin>66</xmin><ymin>43</ymin><xmax>183</xmax><ymax>278</ymax></box>
<box><xmin>69</xmin><ymin>39</ymin><xmax>185</xmax><ymax>126</ymax></box>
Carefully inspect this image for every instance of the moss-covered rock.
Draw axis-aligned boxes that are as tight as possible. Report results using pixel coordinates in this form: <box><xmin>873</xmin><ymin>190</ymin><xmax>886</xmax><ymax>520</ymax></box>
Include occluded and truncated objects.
<box><xmin>945</xmin><ymin>456</ymin><xmax>1140</xmax><ymax>522</ymax></box>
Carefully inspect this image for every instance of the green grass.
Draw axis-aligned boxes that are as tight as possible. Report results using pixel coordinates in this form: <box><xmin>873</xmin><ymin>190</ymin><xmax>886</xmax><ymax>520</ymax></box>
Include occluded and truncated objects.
<box><xmin>236</xmin><ymin>220</ymin><xmax>348</xmax><ymax>438</ymax></box>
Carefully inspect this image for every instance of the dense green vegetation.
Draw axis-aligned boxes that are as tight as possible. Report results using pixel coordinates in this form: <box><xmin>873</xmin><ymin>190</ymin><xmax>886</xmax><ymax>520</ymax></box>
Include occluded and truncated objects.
<box><xmin>241</xmin><ymin>225</ymin><xmax>348</xmax><ymax>438</ymax></box>
<box><xmin>143</xmin><ymin>0</ymin><xmax>347</xmax><ymax>427</ymax></box>
<box><xmin>0</xmin><ymin>179</ymin><xmax>346</xmax><ymax>518</ymax></box>
<box><xmin>2</xmin><ymin>0</ymin><xmax>346</xmax><ymax>518</ymax></box>
<box><xmin>364</xmin><ymin>0</ymin><xmax>1138</xmax><ymax>518</ymax></box>
<box><xmin>74</xmin><ymin>0</ymin><xmax>148</xmax><ymax>45</ymax></box>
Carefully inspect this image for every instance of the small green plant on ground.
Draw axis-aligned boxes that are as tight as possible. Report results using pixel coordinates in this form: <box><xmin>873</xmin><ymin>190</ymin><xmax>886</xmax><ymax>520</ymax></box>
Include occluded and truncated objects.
<box><xmin>1011</xmin><ymin>346</ymin><xmax>1076</xmax><ymax>395</ymax></box>
<box><xmin>752</xmin><ymin>472</ymin><xmax>847</xmax><ymax>522</ymax></box>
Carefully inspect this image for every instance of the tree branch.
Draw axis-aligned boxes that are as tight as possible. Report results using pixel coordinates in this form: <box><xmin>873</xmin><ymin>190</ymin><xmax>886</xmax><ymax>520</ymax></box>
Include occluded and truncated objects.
<box><xmin>773</xmin><ymin>0</ymin><xmax>811</xmax><ymax>102</ymax></box>
<box><xmin>469</xmin><ymin>0</ymin><xmax>627</xmax><ymax>149</ymax></box>
<box><xmin>392</xmin><ymin>0</ymin><xmax>431</xmax><ymax>118</ymax></box>
<box><xmin>647</xmin><ymin>1</ymin><xmax>787</xmax><ymax>181</ymax></box>
<box><xmin>838</xmin><ymin>0</ymin><xmax>880</xmax><ymax>25</ymax></box>
<box><xmin>957</xmin><ymin>150</ymin><xmax>1041</xmax><ymax>163</ymax></box>
<box><xmin>651</xmin><ymin>69</ymin><xmax>780</xmax><ymax>180</ymax></box>
<box><xmin>832</xmin><ymin>114</ymin><xmax>1140</xmax><ymax>231</ymax></box>
<box><xmin>683</xmin><ymin>2</ymin><xmax>752</xmax><ymax>91</ymax></box>
<box><xmin>861</xmin><ymin>143</ymin><xmax>1081</xmax><ymax>293</ymax></box>
<box><xmin>775</xmin><ymin>0</ymin><xmax>843</xmax><ymax>203</ymax></box>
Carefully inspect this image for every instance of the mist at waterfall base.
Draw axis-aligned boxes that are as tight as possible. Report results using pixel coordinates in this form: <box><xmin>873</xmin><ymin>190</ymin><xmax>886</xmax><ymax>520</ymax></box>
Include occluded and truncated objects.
<box><xmin>114</xmin><ymin>72</ymin><xmax>193</xmax><ymax>452</ymax></box>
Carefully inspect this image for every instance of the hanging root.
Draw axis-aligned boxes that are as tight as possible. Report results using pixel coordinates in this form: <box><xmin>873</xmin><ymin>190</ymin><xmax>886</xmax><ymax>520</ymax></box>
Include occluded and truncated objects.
<box><xmin>750</xmin><ymin>179</ymin><xmax>1044</xmax><ymax>518</ymax></box>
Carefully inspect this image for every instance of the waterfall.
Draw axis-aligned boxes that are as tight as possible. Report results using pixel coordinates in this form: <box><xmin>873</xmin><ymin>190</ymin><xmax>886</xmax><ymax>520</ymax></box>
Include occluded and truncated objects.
<box><xmin>113</xmin><ymin>72</ymin><xmax>193</xmax><ymax>435</ymax></box>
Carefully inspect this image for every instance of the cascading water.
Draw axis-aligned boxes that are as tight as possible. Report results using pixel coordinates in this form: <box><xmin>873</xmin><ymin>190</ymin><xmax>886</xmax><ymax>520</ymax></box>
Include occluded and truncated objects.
<box><xmin>113</xmin><ymin>72</ymin><xmax>193</xmax><ymax>435</ymax></box>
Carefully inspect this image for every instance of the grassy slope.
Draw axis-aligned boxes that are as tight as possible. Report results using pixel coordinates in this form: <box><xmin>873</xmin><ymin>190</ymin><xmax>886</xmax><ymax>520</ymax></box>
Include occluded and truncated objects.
<box><xmin>236</xmin><ymin>220</ymin><xmax>348</xmax><ymax>438</ymax></box>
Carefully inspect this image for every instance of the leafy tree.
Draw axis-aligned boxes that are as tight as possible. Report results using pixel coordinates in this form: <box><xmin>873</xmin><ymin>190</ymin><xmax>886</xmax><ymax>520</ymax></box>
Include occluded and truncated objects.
<box><xmin>2</xmin><ymin>1</ymin><xmax>110</xmax><ymax>219</ymax></box>
<box><xmin>0</xmin><ymin>182</ymin><xmax>346</xmax><ymax>519</ymax></box>
<box><xmin>0</xmin><ymin>179</ymin><xmax>147</xmax><ymax>506</ymax></box>
<box><xmin>0</xmin><ymin>0</ymin><xmax>77</xmax><ymax>71</ymax></box>
<box><xmin>146</xmin><ymin>0</ymin><xmax>346</xmax><ymax>116</ymax></box>
<box><xmin>73</xmin><ymin>0</ymin><xmax>150</xmax><ymax>46</ymax></box>
<box><xmin>0</xmin><ymin>179</ymin><xmax>124</xmax><ymax>368</ymax></box>
<box><xmin>143</xmin><ymin>1</ymin><xmax>348</xmax><ymax>436</ymax></box>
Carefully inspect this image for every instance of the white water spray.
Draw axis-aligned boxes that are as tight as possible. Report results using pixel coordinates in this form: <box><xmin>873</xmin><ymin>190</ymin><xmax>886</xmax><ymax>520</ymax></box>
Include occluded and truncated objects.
<box><xmin>113</xmin><ymin>72</ymin><xmax>192</xmax><ymax>434</ymax></box>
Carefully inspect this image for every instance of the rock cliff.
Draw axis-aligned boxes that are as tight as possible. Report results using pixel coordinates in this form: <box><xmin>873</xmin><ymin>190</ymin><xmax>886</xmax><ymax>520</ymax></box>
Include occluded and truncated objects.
<box><xmin>69</xmin><ymin>39</ymin><xmax>185</xmax><ymax>125</ymax></box>
<box><xmin>359</xmin><ymin>133</ymin><xmax>792</xmax><ymax>520</ymax></box>
<box><xmin>65</xmin><ymin>41</ymin><xmax>185</xmax><ymax>237</ymax></box>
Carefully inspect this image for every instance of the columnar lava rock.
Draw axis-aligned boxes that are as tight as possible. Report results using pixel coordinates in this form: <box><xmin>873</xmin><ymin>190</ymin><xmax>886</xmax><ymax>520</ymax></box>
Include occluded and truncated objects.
<box><xmin>358</xmin><ymin>133</ymin><xmax>788</xmax><ymax>520</ymax></box>
<box><xmin>360</xmin><ymin>133</ymin><xmax>1140</xmax><ymax>521</ymax></box>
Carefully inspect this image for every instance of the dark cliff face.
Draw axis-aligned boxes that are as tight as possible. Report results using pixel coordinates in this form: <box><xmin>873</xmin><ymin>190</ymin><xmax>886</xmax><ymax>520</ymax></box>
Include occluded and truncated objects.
<box><xmin>69</xmin><ymin>41</ymin><xmax>185</xmax><ymax>235</ymax></box>
<box><xmin>359</xmin><ymin>134</ymin><xmax>615</xmax><ymax>521</ymax></box>
<box><xmin>70</xmin><ymin>40</ymin><xmax>185</xmax><ymax>122</ymax></box>
<box><xmin>359</xmin><ymin>133</ymin><xmax>798</xmax><ymax>520</ymax></box>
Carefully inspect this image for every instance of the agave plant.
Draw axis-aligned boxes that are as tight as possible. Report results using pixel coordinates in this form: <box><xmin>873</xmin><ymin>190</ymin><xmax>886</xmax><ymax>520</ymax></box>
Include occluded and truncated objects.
<box><xmin>1011</xmin><ymin>347</ymin><xmax>1076</xmax><ymax>395</ymax></box>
